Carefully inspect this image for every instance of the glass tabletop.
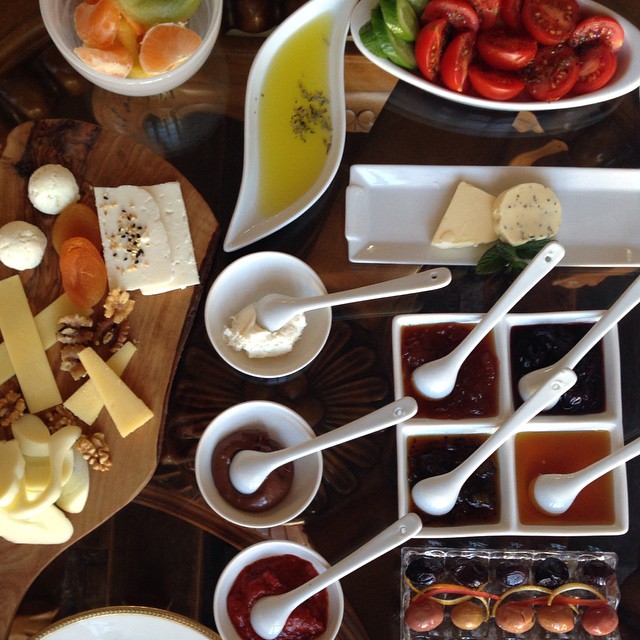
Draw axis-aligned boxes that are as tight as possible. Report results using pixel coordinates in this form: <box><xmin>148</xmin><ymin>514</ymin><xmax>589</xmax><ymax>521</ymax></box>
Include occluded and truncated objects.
<box><xmin>1</xmin><ymin>1</ymin><xmax>640</xmax><ymax>638</ymax></box>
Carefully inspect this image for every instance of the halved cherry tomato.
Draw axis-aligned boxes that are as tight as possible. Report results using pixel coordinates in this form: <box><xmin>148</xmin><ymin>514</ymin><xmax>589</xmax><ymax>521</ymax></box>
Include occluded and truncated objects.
<box><xmin>468</xmin><ymin>0</ymin><xmax>500</xmax><ymax>30</ymax></box>
<box><xmin>570</xmin><ymin>15</ymin><xmax>625</xmax><ymax>52</ymax></box>
<box><xmin>59</xmin><ymin>236</ymin><xmax>108</xmax><ymax>308</ymax></box>
<box><xmin>500</xmin><ymin>0</ymin><xmax>523</xmax><ymax>30</ymax></box>
<box><xmin>468</xmin><ymin>64</ymin><xmax>525</xmax><ymax>99</ymax></box>
<box><xmin>422</xmin><ymin>0</ymin><xmax>480</xmax><ymax>32</ymax></box>
<box><xmin>476</xmin><ymin>28</ymin><xmax>538</xmax><ymax>69</ymax></box>
<box><xmin>415</xmin><ymin>18</ymin><xmax>449</xmax><ymax>81</ymax></box>
<box><xmin>441</xmin><ymin>31</ymin><xmax>476</xmax><ymax>91</ymax></box>
<box><xmin>522</xmin><ymin>0</ymin><xmax>580</xmax><ymax>45</ymax></box>
<box><xmin>525</xmin><ymin>44</ymin><xmax>579</xmax><ymax>101</ymax></box>
<box><xmin>573</xmin><ymin>42</ymin><xmax>618</xmax><ymax>94</ymax></box>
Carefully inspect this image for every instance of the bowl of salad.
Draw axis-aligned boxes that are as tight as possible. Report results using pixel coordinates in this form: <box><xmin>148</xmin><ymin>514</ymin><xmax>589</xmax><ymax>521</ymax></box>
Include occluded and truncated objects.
<box><xmin>351</xmin><ymin>0</ymin><xmax>640</xmax><ymax>111</ymax></box>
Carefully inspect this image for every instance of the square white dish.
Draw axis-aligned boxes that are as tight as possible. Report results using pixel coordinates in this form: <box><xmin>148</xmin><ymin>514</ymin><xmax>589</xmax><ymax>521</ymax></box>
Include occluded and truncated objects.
<box><xmin>346</xmin><ymin>165</ymin><xmax>640</xmax><ymax>266</ymax></box>
<box><xmin>392</xmin><ymin>311</ymin><xmax>627</xmax><ymax>538</ymax></box>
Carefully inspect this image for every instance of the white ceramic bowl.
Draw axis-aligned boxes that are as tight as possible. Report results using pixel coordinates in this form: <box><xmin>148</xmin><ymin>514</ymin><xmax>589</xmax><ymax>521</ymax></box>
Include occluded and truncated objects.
<box><xmin>39</xmin><ymin>0</ymin><xmax>222</xmax><ymax>96</ymax></box>
<box><xmin>213</xmin><ymin>539</ymin><xmax>344</xmax><ymax>640</ymax></box>
<box><xmin>194</xmin><ymin>400</ymin><xmax>323</xmax><ymax>528</ymax></box>
<box><xmin>204</xmin><ymin>251</ymin><xmax>331</xmax><ymax>378</ymax></box>
<box><xmin>392</xmin><ymin>311</ymin><xmax>627</xmax><ymax>538</ymax></box>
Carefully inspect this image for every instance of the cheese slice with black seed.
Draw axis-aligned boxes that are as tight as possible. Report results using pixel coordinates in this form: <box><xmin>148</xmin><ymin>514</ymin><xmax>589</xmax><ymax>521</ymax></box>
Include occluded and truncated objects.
<box><xmin>95</xmin><ymin>185</ymin><xmax>173</xmax><ymax>291</ymax></box>
<box><xmin>493</xmin><ymin>183</ymin><xmax>561</xmax><ymax>246</ymax></box>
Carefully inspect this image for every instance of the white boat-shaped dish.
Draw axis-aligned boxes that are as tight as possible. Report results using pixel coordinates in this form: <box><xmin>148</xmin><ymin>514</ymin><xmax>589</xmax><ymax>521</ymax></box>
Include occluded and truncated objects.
<box><xmin>223</xmin><ymin>0</ymin><xmax>357</xmax><ymax>252</ymax></box>
<box><xmin>351</xmin><ymin>0</ymin><xmax>640</xmax><ymax>112</ymax></box>
<box><xmin>31</xmin><ymin>606</ymin><xmax>220</xmax><ymax>639</ymax></box>
<box><xmin>346</xmin><ymin>165</ymin><xmax>640</xmax><ymax>266</ymax></box>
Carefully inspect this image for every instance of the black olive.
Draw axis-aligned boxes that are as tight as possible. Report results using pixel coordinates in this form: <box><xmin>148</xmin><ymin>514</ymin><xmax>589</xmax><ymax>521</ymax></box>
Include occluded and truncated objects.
<box><xmin>405</xmin><ymin>557</ymin><xmax>444</xmax><ymax>587</ymax></box>
<box><xmin>495</xmin><ymin>560</ymin><xmax>528</xmax><ymax>587</ymax></box>
<box><xmin>580</xmin><ymin>559</ymin><xmax>616</xmax><ymax>589</ymax></box>
<box><xmin>534</xmin><ymin>556</ymin><xmax>569</xmax><ymax>589</ymax></box>
<box><xmin>452</xmin><ymin>558</ymin><xmax>489</xmax><ymax>589</ymax></box>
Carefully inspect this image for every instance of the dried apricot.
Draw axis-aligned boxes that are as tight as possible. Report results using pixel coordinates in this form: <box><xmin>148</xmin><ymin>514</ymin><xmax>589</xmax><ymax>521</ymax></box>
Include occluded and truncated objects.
<box><xmin>52</xmin><ymin>203</ymin><xmax>102</xmax><ymax>254</ymax></box>
<box><xmin>138</xmin><ymin>22</ymin><xmax>201</xmax><ymax>75</ymax></box>
<box><xmin>59</xmin><ymin>236</ymin><xmax>108</xmax><ymax>308</ymax></box>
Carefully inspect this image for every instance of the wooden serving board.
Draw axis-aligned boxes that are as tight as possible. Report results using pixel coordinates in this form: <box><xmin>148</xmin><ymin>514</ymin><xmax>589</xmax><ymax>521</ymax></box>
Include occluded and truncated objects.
<box><xmin>0</xmin><ymin>119</ymin><xmax>219</xmax><ymax>638</ymax></box>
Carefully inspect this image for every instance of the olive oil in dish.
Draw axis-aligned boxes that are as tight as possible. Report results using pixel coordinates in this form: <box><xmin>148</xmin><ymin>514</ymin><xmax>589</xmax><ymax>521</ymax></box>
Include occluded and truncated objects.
<box><xmin>257</xmin><ymin>12</ymin><xmax>333</xmax><ymax>219</ymax></box>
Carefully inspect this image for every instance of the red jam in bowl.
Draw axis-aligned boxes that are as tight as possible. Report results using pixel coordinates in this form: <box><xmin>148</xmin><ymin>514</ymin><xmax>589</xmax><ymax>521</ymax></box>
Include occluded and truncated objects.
<box><xmin>401</xmin><ymin>323</ymin><xmax>499</xmax><ymax>419</ymax></box>
<box><xmin>227</xmin><ymin>554</ymin><xmax>329</xmax><ymax>640</ymax></box>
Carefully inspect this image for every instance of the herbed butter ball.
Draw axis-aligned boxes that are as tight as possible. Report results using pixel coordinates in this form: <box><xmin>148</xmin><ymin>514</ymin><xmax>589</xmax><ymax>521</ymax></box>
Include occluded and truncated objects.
<box><xmin>0</xmin><ymin>221</ymin><xmax>48</xmax><ymax>270</ymax></box>
<box><xmin>28</xmin><ymin>164</ymin><xmax>80</xmax><ymax>215</ymax></box>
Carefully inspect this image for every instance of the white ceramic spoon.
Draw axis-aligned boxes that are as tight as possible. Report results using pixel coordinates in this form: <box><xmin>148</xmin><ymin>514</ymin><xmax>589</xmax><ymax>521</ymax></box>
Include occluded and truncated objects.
<box><xmin>249</xmin><ymin>513</ymin><xmax>422</xmax><ymax>639</ymax></box>
<box><xmin>251</xmin><ymin>267</ymin><xmax>451</xmax><ymax>332</ymax></box>
<box><xmin>518</xmin><ymin>273</ymin><xmax>640</xmax><ymax>407</ymax></box>
<box><xmin>531</xmin><ymin>434</ymin><xmax>640</xmax><ymax>515</ymax></box>
<box><xmin>229</xmin><ymin>397</ymin><xmax>417</xmax><ymax>494</ymax></box>
<box><xmin>411</xmin><ymin>368</ymin><xmax>577</xmax><ymax>516</ymax></box>
<box><xmin>411</xmin><ymin>242</ymin><xmax>565</xmax><ymax>399</ymax></box>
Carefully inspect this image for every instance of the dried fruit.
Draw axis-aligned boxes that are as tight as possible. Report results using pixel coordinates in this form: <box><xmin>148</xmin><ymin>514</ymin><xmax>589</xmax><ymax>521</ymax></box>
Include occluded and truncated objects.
<box><xmin>59</xmin><ymin>236</ymin><xmax>108</xmax><ymax>309</ymax></box>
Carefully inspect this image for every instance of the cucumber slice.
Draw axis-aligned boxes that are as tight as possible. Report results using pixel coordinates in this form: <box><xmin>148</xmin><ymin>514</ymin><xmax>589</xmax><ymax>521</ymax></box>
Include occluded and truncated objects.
<box><xmin>407</xmin><ymin>0</ymin><xmax>429</xmax><ymax>13</ymax></box>
<box><xmin>359</xmin><ymin>20</ymin><xmax>386</xmax><ymax>59</ymax></box>
<box><xmin>379</xmin><ymin>0</ymin><xmax>420</xmax><ymax>42</ymax></box>
<box><xmin>371</xmin><ymin>5</ymin><xmax>417</xmax><ymax>70</ymax></box>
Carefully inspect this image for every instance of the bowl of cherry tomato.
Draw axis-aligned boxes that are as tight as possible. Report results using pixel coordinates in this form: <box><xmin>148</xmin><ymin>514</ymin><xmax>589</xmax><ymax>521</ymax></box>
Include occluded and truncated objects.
<box><xmin>351</xmin><ymin>0</ymin><xmax>640</xmax><ymax>111</ymax></box>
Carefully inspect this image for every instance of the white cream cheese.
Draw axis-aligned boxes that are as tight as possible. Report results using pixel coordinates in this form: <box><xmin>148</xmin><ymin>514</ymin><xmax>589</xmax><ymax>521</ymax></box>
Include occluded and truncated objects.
<box><xmin>28</xmin><ymin>164</ymin><xmax>79</xmax><ymax>215</ymax></box>
<box><xmin>223</xmin><ymin>304</ymin><xmax>306</xmax><ymax>358</ymax></box>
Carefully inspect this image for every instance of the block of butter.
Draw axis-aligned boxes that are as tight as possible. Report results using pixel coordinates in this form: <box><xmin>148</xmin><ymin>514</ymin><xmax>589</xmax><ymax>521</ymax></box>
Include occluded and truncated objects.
<box><xmin>431</xmin><ymin>181</ymin><xmax>498</xmax><ymax>249</ymax></box>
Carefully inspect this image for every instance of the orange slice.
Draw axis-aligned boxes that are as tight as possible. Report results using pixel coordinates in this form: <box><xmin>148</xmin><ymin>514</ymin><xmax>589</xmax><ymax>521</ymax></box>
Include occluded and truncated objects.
<box><xmin>74</xmin><ymin>42</ymin><xmax>134</xmax><ymax>78</ymax></box>
<box><xmin>138</xmin><ymin>22</ymin><xmax>202</xmax><ymax>75</ymax></box>
<box><xmin>74</xmin><ymin>0</ymin><xmax>121</xmax><ymax>48</ymax></box>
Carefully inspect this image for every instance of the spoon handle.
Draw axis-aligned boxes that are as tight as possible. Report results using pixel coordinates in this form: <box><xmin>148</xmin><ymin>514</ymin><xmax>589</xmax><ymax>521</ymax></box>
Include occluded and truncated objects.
<box><xmin>250</xmin><ymin>514</ymin><xmax>422</xmax><ymax>638</ymax></box>
<box><xmin>557</xmin><ymin>274</ymin><xmax>640</xmax><ymax>371</ymax></box>
<box><xmin>452</xmin><ymin>242</ymin><xmax>564</xmax><ymax>362</ymax></box>
<box><xmin>283</xmin><ymin>267</ymin><xmax>452</xmax><ymax>313</ymax></box>
<box><xmin>266</xmin><ymin>397</ymin><xmax>418</xmax><ymax>468</ymax></box>
<box><xmin>457</xmin><ymin>368</ymin><xmax>577</xmax><ymax>478</ymax></box>
<box><xmin>574</xmin><ymin>433</ymin><xmax>640</xmax><ymax>487</ymax></box>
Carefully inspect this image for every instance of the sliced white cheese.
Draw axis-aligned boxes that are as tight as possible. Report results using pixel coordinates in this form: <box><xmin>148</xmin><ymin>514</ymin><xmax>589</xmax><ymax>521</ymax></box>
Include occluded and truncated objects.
<box><xmin>56</xmin><ymin>450</ymin><xmax>90</xmax><ymax>514</ymax></box>
<box><xmin>0</xmin><ymin>503</ymin><xmax>73</xmax><ymax>545</ymax></box>
<box><xmin>0</xmin><ymin>275</ymin><xmax>62</xmax><ymax>413</ymax></box>
<box><xmin>140</xmin><ymin>183</ymin><xmax>200</xmax><ymax>295</ymax></box>
<box><xmin>0</xmin><ymin>440</ymin><xmax>25</xmax><ymax>508</ymax></box>
<box><xmin>11</xmin><ymin>414</ymin><xmax>52</xmax><ymax>457</ymax></box>
<box><xmin>77</xmin><ymin>347</ymin><xmax>153</xmax><ymax>437</ymax></box>
<box><xmin>24</xmin><ymin>450</ymin><xmax>74</xmax><ymax>495</ymax></box>
<box><xmin>95</xmin><ymin>185</ymin><xmax>173</xmax><ymax>292</ymax></box>
<box><xmin>431</xmin><ymin>182</ymin><xmax>498</xmax><ymax>249</ymax></box>
<box><xmin>64</xmin><ymin>341</ymin><xmax>137</xmax><ymax>425</ymax></box>
<box><xmin>493</xmin><ymin>182</ymin><xmax>562</xmax><ymax>246</ymax></box>
<box><xmin>0</xmin><ymin>293</ymin><xmax>89</xmax><ymax>386</ymax></box>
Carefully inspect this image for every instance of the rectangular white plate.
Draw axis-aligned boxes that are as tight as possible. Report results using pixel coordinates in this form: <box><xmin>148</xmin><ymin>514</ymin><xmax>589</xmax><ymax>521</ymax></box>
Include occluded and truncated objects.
<box><xmin>345</xmin><ymin>165</ymin><xmax>640</xmax><ymax>266</ymax></box>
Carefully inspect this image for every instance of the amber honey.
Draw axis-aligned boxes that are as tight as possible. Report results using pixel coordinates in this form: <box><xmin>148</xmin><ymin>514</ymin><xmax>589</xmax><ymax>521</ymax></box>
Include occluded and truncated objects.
<box><xmin>515</xmin><ymin>430</ymin><xmax>615</xmax><ymax>526</ymax></box>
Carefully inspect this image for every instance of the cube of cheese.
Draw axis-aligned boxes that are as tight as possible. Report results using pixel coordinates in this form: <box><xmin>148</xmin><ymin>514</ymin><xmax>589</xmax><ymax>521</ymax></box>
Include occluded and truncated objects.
<box><xmin>431</xmin><ymin>182</ymin><xmax>498</xmax><ymax>249</ymax></box>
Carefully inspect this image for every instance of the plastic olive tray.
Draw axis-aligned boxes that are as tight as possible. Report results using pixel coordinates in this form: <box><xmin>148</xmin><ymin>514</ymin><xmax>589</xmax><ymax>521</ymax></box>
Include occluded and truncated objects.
<box><xmin>392</xmin><ymin>311</ymin><xmax>628</xmax><ymax>538</ymax></box>
<box><xmin>400</xmin><ymin>547</ymin><xmax>620</xmax><ymax>640</ymax></box>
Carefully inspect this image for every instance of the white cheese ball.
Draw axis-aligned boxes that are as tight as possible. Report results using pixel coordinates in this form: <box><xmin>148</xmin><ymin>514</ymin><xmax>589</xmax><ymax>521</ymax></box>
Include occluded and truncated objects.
<box><xmin>28</xmin><ymin>164</ymin><xmax>80</xmax><ymax>215</ymax></box>
<box><xmin>0</xmin><ymin>221</ymin><xmax>48</xmax><ymax>270</ymax></box>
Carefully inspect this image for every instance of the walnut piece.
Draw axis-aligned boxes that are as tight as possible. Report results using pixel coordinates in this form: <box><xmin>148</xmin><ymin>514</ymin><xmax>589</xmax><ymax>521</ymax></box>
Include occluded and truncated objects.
<box><xmin>43</xmin><ymin>404</ymin><xmax>79</xmax><ymax>433</ymax></box>
<box><xmin>104</xmin><ymin>288</ymin><xmax>135</xmax><ymax>324</ymax></box>
<box><xmin>94</xmin><ymin>318</ymin><xmax>131</xmax><ymax>353</ymax></box>
<box><xmin>57</xmin><ymin>314</ymin><xmax>94</xmax><ymax>379</ymax></box>
<box><xmin>0</xmin><ymin>390</ymin><xmax>26</xmax><ymax>427</ymax></box>
<box><xmin>76</xmin><ymin>432</ymin><xmax>113</xmax><ymax>471</ymax></box>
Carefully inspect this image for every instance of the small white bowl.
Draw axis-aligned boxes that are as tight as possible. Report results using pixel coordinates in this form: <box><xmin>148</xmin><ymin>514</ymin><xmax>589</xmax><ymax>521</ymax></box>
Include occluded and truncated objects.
<box><xmin>204</xmin><ymin>251</ymin><xmax>331</xmax><ymax>378</ymax></box>
<box><xmin>213</xmin><ymin>539</ymin><xmax>344</xmax><ymax>640</ymax></box>
<box><xmin>194</xmin><ymin>401</ymin><xmax>323</xmax><ymax>528</ymax></box>
<box><xmin>39</xmin><ymin>0</ymin><xmax>222</xmax><ymax>97</ymax></box>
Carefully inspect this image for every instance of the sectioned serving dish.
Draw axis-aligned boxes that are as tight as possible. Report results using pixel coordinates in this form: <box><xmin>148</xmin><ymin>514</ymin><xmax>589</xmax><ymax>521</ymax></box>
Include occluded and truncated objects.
<box><xmin>392</xmin><ymin>311</ymin><xmax>627</xmax><ymax>538</ymax></box>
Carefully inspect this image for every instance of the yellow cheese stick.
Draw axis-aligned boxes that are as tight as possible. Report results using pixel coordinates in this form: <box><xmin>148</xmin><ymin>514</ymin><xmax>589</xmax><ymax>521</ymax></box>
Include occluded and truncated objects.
<box><xmin>64</xmin><ymin>342</ymin><xmax>137</xmax><ymax>425</ymax></box>
<box><xmin>77</xmin><ymin>346</ymin><xmax>153</xmax><ymax>437</ymax></box>
<box><xmin>0</xmin><ymin>293</ymin><xmax>89</xmax><ymax>386</ymax></box>
<box><xmin>0</xmin><ymin>276</ymin><xmax>62</xmax><ymax>413</ymax></box>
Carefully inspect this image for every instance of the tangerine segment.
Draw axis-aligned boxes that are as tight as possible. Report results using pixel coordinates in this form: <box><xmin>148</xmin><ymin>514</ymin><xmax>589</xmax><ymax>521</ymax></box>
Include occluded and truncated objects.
<box><xmin>74</xmin><ymin>42</ymin><xmax>134</xmax><ymax>78</ymax></box>
<box><xmin>59</xmin><ymin>236</ymin><xmax>108</xmax><ymax>308</ymax></box>
<box><xmin>74</xmin><ymin>0</ymin><xmax>122</xmax><ymax>48</ymax></box>
<box><xmin>52</xmin><ymin>203</ymin><xmax>103</xmax><ymax>254</ymax></box>
<box><xmin>138</xmin><ymin>22</ymin><xmax>202</xmax><ymax>75</ymax></box>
